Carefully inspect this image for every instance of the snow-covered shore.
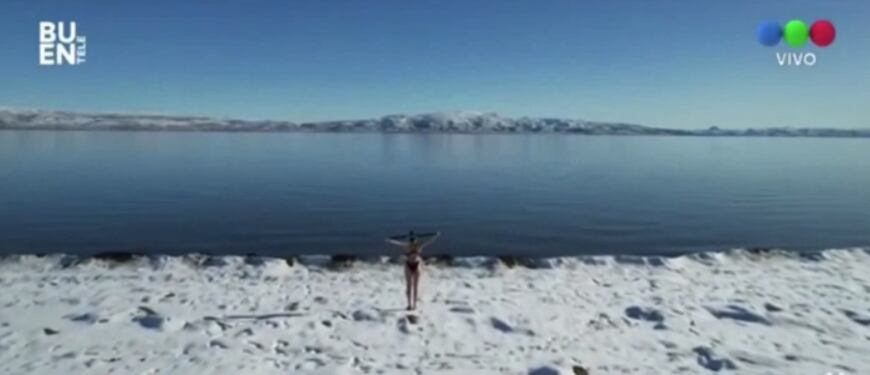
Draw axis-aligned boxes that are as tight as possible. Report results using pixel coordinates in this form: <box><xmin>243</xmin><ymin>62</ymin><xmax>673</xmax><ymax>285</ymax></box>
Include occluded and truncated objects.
<box><xmin>1</xmin><ymin>249</ymin><xmax>869</xmax><ymax>375</ymax></box>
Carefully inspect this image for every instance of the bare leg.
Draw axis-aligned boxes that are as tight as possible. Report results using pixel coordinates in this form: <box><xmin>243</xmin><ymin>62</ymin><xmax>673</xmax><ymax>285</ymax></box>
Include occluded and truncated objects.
<box><xmin>404</xmin><ymin>266</ymin><xmax>413</xmax><ymax>310</ymax></box>
<box><xmin>411</xmin><ymin>269</ymin><xmax>421</xmax><ymax>310</ymax></box>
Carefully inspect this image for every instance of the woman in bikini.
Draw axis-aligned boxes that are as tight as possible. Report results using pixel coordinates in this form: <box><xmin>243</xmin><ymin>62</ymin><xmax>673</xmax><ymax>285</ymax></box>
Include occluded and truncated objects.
<box><xmin>386</xmin><ymin>231</ymin><xmax>440</xmax><ymax>311</ymax></box>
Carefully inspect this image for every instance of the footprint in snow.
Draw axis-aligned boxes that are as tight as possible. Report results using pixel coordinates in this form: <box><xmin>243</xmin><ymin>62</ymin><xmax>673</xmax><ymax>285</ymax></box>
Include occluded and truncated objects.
<box><xmin>449</xmin><ymin>306</ymin><xmax>475</xmax><ymax>314</ymax></box>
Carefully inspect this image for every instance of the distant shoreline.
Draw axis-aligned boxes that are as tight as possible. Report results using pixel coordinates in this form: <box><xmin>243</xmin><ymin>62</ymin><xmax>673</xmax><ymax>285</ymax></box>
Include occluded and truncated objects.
<box><xmin>2</xmin><ymin>109</ymin><xmax>869</xmax><ymax>137</ymax></box>
<box><xmin>4</xmin><ymin>128</ymin><xmax>870</xmax><ymax>139</ymax></box>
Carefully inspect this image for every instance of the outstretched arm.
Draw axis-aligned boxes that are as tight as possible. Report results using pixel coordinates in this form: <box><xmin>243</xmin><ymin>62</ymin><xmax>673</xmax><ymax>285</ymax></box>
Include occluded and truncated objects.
<box><xmin>418</xmin><ymin>232</ymin><xmax>441</xmax><ymax>249</ymax></box>
<box><xmin>386</xmin><ymin>238</ymin><xmax>408</xmax><ymax>247</ymax></box>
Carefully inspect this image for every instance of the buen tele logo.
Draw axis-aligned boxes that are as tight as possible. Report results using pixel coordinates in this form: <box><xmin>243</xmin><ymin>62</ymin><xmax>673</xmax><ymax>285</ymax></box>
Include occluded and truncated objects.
<box><xmin>757</xmin><ymin>19</ymin><xmax>835</xmax><ymax>67</ymax></box>
<box><xmin>39</xmin><ymin>21</ymin><xmax>86</xmax><ymax>66</ymax></box>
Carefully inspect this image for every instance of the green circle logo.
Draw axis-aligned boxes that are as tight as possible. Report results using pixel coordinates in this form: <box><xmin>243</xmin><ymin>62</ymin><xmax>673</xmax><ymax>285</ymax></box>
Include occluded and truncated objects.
<box><xmin>783</xmin><ymin>20</ymin><xmax>809</xmax><ymax>47</ymax></box>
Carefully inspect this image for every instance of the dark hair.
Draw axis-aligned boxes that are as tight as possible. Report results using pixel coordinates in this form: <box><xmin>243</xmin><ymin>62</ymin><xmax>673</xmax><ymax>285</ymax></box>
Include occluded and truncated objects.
<box><xmin>408</xmin><ymin>230</ymin><xmax>416</xmax><ymax>243</ymax></box>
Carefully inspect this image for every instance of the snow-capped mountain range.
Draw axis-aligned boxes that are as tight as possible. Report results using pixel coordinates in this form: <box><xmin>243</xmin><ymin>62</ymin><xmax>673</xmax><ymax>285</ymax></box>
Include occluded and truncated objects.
<box><xmin>1</xmin><ymin>109</ymin><xmax>868</xmax><ymax>137</ymax></box>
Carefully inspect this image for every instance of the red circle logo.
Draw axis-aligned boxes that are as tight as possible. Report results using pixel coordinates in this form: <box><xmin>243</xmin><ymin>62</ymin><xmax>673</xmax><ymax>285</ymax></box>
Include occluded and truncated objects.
<box><xmin>810</xmin><ymin>20</ymin><xmax>836</xmax><ymax>47</ymax></box>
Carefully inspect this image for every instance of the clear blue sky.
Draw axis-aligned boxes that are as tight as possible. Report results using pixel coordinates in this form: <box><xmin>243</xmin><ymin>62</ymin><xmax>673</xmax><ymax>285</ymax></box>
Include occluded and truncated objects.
<box><xmin>1</xmin><ymin>0</ymin><xmax>868</xmax><ymax>128</ymax></box>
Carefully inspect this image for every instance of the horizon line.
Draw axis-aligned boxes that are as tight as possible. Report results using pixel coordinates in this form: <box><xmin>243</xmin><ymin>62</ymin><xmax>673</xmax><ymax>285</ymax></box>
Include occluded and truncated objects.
<box><xmin>0</xmin><ymin>106</ymin><xmax>865</xmax><ymax>131</ymax></box>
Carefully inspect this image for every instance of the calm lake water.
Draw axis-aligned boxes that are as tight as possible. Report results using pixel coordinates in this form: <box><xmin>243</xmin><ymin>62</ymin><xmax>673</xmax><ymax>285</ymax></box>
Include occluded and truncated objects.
<box><xmin>1</xmin><ymin>131</ymin><xmax>869</xmax><ymax>256</ymax></box>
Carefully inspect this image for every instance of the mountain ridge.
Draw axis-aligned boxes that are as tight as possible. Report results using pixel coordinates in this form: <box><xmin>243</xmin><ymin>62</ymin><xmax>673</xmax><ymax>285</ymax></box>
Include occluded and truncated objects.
<box><xmin>1</xmin><ymin>109</ymin><xmax>868</xmax><ymax>137</ymax></box>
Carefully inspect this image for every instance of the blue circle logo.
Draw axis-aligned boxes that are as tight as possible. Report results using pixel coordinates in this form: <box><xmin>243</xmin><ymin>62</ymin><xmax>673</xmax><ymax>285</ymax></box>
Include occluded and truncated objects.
<box><xmin>757</xmin><ymin>21</ymin><xmax>783</xmax><ymax>47</ymax></box>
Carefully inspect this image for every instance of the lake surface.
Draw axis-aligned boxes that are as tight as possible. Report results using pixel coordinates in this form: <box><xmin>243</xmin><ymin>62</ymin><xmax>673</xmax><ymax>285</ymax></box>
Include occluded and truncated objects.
<box><xmin>1</xmin><ymin>131</ymin><xmax>869</xmax><ymax>256</ymax></box>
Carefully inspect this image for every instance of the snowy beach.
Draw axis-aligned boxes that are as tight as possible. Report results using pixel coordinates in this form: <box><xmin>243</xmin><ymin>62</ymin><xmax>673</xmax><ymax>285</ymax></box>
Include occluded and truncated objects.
<box><xmin>1</xmin><ymin>249</ymin><xmax>869</xmax><ymax>375</ymax></box>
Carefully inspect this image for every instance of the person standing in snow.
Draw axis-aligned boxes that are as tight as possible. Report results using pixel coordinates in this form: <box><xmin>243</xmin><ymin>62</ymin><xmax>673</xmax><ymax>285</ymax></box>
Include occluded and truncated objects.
<box><xmin>386</xmin><ymin>231</ymin><xmax>440</xmax><ymax>311</ymax></box>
